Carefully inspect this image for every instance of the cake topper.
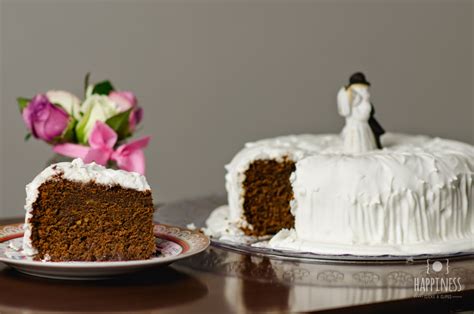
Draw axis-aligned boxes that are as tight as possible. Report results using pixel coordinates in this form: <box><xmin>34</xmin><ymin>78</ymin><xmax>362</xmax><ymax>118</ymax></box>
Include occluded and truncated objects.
<box><xmin>337</xmin><ymin>72</ymin><xmax>385</xmax><ymax>152</ymax></box>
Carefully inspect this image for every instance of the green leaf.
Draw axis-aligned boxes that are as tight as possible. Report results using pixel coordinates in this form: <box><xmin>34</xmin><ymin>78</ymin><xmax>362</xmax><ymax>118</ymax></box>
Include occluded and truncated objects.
<box><xmin>92</xmin><ymin>80</ymin><xmax>115</xmax><ymax>95</ymax></box>
<box><xmin>61</xmin><ymin>118</ymin><xmax>77</xmax><ymax>142</ymax></box>
<box><xmin>84</xmin><ymin>72</ymin><xmax>91</xmax><ymax>97</ymax></box>
<box><xmin>75</xmin><ymin>105</ymin><xmax>93</xmax><ymax>144</ymax></box>
<box><xmin>24</xmin><ymin>133</ymin><xmax>32</xmax><ymax>141</ymax></box>
<box><xmin>17</xmin><ymin>97</ymin><xmax>31</xmax><ymax>112</ymax></box>
<box><xmin>106</xmin><ymin>109</ymin><xmax>132</xmax><ymax>140</ymax></box>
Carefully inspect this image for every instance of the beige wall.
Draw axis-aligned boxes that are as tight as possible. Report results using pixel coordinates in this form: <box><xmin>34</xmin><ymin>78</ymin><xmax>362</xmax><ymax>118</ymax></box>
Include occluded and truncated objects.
<box><xmin>1</xmin><ymin>0</ymin><xmax>473</xmax><ymax>218</ymax></box>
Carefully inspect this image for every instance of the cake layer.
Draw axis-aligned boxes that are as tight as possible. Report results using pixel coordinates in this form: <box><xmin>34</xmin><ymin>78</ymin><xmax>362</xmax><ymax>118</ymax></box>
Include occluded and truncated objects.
<box><xmin>225</xmin><ymin>133</ymin><xmax>474</xmax><ymax>253</ymax></box>
<box><xmin>242</xmin><ymin>158</ymin><xmax>296</xmax><ymax>236</ymax></box>
<box><xmin>29</xmin><ymin>178</ymin><xmax>155</xmax><ymax>261</ymax></box>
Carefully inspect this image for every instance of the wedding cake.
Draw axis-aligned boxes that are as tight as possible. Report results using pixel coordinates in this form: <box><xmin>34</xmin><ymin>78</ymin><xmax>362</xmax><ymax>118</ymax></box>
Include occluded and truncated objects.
<box><xmin>206</xmin><ymin>73</ymin><xmax>474</xmax><ymax>256</ymax></box>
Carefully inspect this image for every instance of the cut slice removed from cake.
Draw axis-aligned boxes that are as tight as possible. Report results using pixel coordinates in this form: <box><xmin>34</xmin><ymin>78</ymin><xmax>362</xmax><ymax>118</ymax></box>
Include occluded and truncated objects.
<box><xmin>22</xmin><ymin>158</ymin><xmax>156</xmax><ymax>262</ymax></box>
<box><xmin>242</xmin><ymin>157</ymin><xmax>296</xmax><ymax>236</ymax></box>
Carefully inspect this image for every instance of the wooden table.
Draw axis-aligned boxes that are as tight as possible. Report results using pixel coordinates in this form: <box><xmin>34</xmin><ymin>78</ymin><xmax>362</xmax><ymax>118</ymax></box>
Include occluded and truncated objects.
<box><xmin>0</xmin><ymin>195</ymin><xmax>473</xmax><ymax>313</ymax></box>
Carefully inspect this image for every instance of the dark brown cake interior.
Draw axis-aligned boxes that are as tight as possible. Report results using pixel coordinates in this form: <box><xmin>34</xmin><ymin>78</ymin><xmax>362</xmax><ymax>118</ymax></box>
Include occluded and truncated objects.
<box><xmin>29</xmin><ymin>175</ymin><xmax>156</xmax><ymax>262</ymax></box>
<box><xmin>242</xmin><ymin>158</ymin><xmax>296</xmax><ymax>236</ymax></box>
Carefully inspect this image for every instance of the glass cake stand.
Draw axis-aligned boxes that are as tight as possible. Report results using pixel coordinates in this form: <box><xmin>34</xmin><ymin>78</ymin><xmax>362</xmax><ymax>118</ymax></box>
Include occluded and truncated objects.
<box><xmin>157</xmin><ymin>195</ymin><xmax>474</xmax><ymax>265</ymax></box>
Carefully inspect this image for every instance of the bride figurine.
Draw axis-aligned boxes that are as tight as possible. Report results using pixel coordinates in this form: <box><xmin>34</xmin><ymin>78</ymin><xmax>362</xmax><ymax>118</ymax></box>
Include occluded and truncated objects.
<box><xmin>337</xmin><ymin>72</ymin><xmax>384</xmax><ymax>153</ymax></box>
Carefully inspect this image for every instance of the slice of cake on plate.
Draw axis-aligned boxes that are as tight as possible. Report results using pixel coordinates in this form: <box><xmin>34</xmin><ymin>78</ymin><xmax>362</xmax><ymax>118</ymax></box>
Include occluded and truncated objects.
<box><xmin>23</xmin><ymin>158</ymin><xmax>155</xmax><ymax>261</ymax></box>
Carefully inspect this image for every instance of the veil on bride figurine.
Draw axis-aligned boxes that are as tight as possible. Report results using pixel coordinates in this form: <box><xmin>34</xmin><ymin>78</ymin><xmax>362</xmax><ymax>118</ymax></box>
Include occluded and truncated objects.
<box><xmin>337</xmin><ymin>72</ymin><xmax>385</xmax><ymax>153</ymax></box>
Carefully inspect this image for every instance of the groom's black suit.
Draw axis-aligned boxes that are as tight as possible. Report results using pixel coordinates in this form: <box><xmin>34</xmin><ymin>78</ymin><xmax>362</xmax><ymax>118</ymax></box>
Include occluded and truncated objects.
<box><xmin>369</xmin><ymin>104</ymin><xmax>385</xmax><ymax>149</ymax></box>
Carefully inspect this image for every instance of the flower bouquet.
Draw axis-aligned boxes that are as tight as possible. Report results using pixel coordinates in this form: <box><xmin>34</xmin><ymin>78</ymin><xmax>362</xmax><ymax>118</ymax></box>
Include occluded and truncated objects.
<box><xmin>18</xmin><ymin>75</ymin><xmax>150</xmax><ymax>174</ymax></box>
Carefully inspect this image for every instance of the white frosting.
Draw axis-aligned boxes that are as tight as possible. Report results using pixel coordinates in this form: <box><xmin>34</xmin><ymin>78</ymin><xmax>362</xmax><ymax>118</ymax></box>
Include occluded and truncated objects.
<box><xmin>203</xmin><ymin>205</ymin><xmax>270</xmax><ymax>244</ymax></box>
<box><xmin>222</xmin><ymin>133</ymin><xmax>474</xmax><ymax>255</ymax></box>
<box><xmin>22</xmin><ymin>158</ymin><xmax>151</xmax><ymax>255</ymax></box>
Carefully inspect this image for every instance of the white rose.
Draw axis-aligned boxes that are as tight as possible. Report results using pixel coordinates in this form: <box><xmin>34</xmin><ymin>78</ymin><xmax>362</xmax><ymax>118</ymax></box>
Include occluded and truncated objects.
<box><xmin>46</xmin><ymin>90</ymin><xmax>81</xmax><ymax>120</ymax></box>
<box><xmin>76</xmin><ymin>95</ymin><xmax>119</xmax><ymax>144</ymax></box>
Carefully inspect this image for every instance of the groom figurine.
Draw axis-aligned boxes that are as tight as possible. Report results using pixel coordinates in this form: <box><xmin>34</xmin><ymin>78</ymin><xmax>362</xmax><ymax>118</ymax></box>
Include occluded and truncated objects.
<box><xmin>346</xmin><ymin>72</ymin><xmax>385</xmax><ymax>149</ymax></box>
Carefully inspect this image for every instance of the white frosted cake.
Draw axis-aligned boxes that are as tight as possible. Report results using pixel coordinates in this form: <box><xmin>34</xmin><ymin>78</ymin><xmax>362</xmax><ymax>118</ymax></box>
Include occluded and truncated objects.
<box><xmin>205</xmin><ymin>73</ymin><xmax>474</xmax><ymax>256</ymax></box>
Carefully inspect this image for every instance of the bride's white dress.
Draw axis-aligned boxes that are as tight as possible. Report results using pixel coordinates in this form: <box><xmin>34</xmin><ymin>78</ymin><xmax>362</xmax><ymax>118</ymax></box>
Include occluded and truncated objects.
<box><xmin>337</xmin><ymin>87</ymin><xmax>376</xmax><ymax>153</ymax></box>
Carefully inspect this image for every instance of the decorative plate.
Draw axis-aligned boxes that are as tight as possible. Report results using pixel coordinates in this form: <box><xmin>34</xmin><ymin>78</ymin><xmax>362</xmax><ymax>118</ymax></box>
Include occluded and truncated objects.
<box><xmin>0</xmin><ymin>223</ymin><xmax>210</xmax><ymax>280</ymax></box>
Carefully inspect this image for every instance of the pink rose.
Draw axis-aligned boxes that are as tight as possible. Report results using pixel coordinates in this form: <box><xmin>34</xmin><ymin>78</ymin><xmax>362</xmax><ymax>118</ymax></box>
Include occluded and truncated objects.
<box><xmin>108</xmin><ymin>91</ymin><xmax>137</xmax><ymax>112</ymax></box>
<box><xmin>22</xmin><ymin>94</ymin><xmax>69</xmax><ymax>142</ymax></box>
<box><xmin>129</xmin><ymin>107</ymin><xmax>143</xmax><ymax>132</ymax></box>
<box><xmin>108</xmin><ymin>91</ymin><xmax>143</xmax><ymax>131</ymax></box>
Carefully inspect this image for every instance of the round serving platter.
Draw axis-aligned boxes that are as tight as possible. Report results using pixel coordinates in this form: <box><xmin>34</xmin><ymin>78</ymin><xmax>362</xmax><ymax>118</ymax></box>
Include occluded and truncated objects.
<box><xmin>210</xmin><ymin>238</ymin><xmax>474</xmax><ymax>265</ymax></box>
<box><xmin>0</xmin><ymin>223</ymin><xmax>210</xmax><ymax>280</ymax></box>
